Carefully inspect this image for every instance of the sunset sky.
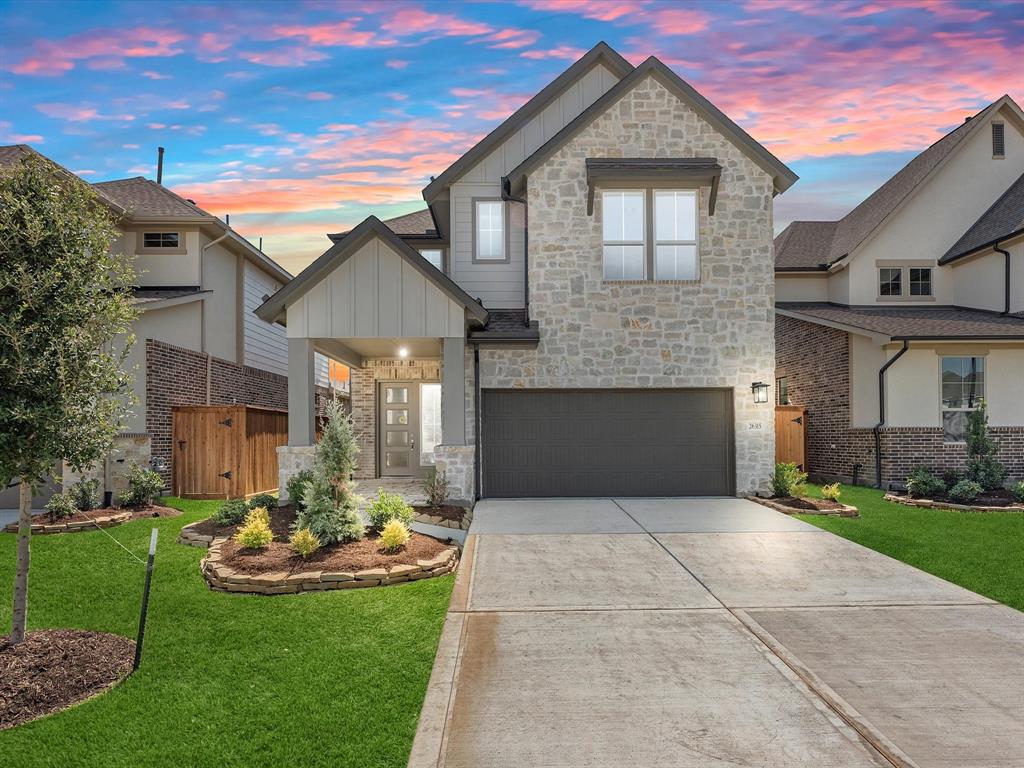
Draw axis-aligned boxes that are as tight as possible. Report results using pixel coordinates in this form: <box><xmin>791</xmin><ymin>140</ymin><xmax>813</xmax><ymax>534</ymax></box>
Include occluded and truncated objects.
<box><xmin>2</xmin><ymin>0</ymin><xmax>1022</xmax><ymax>274</ymax></box>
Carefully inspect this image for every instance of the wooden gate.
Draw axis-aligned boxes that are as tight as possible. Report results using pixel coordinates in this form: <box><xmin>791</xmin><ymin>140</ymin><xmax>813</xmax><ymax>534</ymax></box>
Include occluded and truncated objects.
<box><xmin>775</xmin><ymin>405</ymin><xmax>807</xmax><ymax>471</ymax></box>
<box><xmin>172</xmin><ymin>405</ymin><xmax>287</xmax><ymax>499</ymax></box>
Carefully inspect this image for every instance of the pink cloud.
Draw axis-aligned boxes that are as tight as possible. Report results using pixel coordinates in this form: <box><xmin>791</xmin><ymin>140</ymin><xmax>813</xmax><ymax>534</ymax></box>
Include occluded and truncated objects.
<box><xmin>306</xmin><ymin>91</ymin><xmax>333</xmax><ymax>101</ymax></box>
<box><xmin>141</xmin><ymin>70</ymin><xmax>171</xmax><ymax>80</ymax></box>
<box><xmin>8</xmin><ymin>133</ymin><xmax>44</xmax><ymax>143</ymax></box>
<box><xmin>35</xmin><ymin>102</ymin><xmax>134</xmax><ymax>122</ymax></box>
<box><xmin>386</xmin><ymin>59</ymin><xmax>410</xmax><ymax>69</ymax></box>
<box><xmin>240</xmin><ymin>46</ymin><xmax>329</xmax><ymax>67</ymax></box>
<box><xmin>518</xmin><ymin>0</ymin><xmax>646</xmax><ymax>22</ymax></box>
<box><xmin>381</xmin><ymin>7</ymin><xmax>492</xmax><ymax>38</ymax></box>
<box><xmin>270</xmin><ymin>21</ymin><xmax>379</xmax><ymax>48</ymax></box>
<box><xmin>476</xmin><ymin>28</ymin><xmax>542</xmax><ymax>49</ymax></box>
<box><xmin>9</xmin><ymin>27</ymin><xmax>185</xmax><ymax>76</ymax></box>
<box><xmin>521</xmin><ymin>46</ymin><xmax>586</xmax><ymax>61</ymax></box>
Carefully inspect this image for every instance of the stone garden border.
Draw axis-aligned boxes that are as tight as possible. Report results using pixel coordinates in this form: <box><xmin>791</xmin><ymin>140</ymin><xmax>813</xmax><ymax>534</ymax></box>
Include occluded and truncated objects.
<box><xmin>4</xmin><ymin>510</ymin><xmax>132</xmax><ymax>535</ymax></box>
<box><xmin>177</xmin><ymin>520</ymin><xmax>220</xmax><ymax>548</ymax></box>
<box><xmin>200</xmin><ymin>541</ymin><xmax>459</xmax><ymax>595</ymax></box>
<box><xmin>884</xmin><ymin>493</ymin><xmax>1024</xmax><ymax>513</ymax></box>
<box><xmin>413</xmin><ymin>506</ymin><xmax>473</xmax><ymax>531</ymax></box>
<box><xmin>749</xmin><ymin>496</ymin><xmax>859</xmax><ymax>518</ymax></box>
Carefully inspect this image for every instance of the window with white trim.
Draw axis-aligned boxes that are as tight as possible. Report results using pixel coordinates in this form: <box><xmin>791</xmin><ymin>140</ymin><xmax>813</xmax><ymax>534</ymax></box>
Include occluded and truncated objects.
<box><xmin>654</xmin><ymin>190</ymin><xmax>698</xmax><ymax>280</ymax></box>
<box><xmin>602</xmin><ymin>190</ymin><xmax>645</xmax><ymax>279</ymax></box>
<box><xmin>143</xmin><ymin>232</ymin><xmax>180</xmax><ymax>248</ymax></box>
<box><xmin>419</xmin><ymin>249</ymin><xmax>443</xmax><ymax>271</ymax></box>
<box><xmin>879</xmin><ymin>267</ymin><xmax>902</xmax><ymax>296</ymax></box>
<box><xmin>909</xmin><ymin>267</ymin><xmax>932</xmax><ymax>296</ymax></box>
<box><xmin>474</xmin><ymin>201</ymin><xmax>505</xmax><ymax>261</ymax></box>
<box><xmin>941</xmin><ymin>356</ymin><xmax>984</xmax><ymax>443</ymax></box>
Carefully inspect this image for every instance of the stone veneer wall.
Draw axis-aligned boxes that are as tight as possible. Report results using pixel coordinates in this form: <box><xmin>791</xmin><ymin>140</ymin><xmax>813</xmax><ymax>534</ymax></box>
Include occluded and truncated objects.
<box><xmin>475</xmin><ymin>74</ymin><xmax>777</xmax><ymax>495</ymax></box>
<box><xmin>775</xmin><ymin>315</ymin><xmax>1024</xmax><ymax>487</ymax></box>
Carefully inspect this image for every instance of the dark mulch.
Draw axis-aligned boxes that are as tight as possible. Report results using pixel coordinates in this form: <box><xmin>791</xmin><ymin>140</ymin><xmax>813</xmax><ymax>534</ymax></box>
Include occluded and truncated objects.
<box><xmin>900</xmin><ymin>488</ymin><xmax>1022</xmax><ymax>507</ymax></box>
<box><xmin>0</xmin><ymin>629</ymin><xmax>134</xmax><ymax>730</ymax></box>
<box><xmin>775</xmin><ymin>496</ymin><xmax>846</xmax><ymax>512</ymax></box>
<box><xmin>189</xmin><ymin>505</ymin><xmax>296</xmax><ymax>541</ymax></box>
<box><xmin>219</xmin><ymin>530</ymin><xmax>450</xmax><ymax>575</ymax></box>
<box><xmin>413</xmin><ymin>504</ymin><xmax>469</xmax><ymax>523</ymax></box>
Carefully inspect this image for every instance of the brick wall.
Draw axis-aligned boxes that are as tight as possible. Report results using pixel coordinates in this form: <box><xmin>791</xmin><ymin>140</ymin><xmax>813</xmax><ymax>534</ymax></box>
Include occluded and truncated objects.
<box><xmin>775</xmin><ymin>315</ymin><xmax>1024</xmax><ymax>487</ymax></box>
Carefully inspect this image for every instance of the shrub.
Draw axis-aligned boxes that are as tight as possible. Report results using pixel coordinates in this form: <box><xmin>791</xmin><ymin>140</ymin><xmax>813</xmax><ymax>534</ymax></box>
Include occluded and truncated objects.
<box><xmin>247</xmin><ymin>506</ymin><xmax>270</xmax><ymax>527</ymax></box>
<box><xmin>965</xmin><ymin>401</ymin><xmax>1006</xmax><ymax>491</ymax></box>
<box><xmin>941</xmin><ymin>468</ymin><xmax>965</xmax><ymax>491</ymax></box>
<box><xmin>214</xmin><ymin>498</ymin><xmax>248</xmax><ymax>526</ymax></box>
<box><xmin>948</xmin><ymin>479</ymin><xmax>983</xmax><ymax>503</ymax></box>
<box><xmin>119</xmin><ymin>463</ymin><xmax>164</xmax><ymax>507</ymax></box>
<box><xmin>45</xmin><ymin>493</ymin><xmax>78</xmax><ymax>521</ymax></box>
<box><xmin>68</xmin><ymin>477</ymin><xmax>101</xmax><ymax>511</ymax></box>
<box><xmin>366</xmin><ymin>489</ymin><xmax>414</xmax><ymax>531</ymax></box>
<box><xmin>771</xmin><ymin>463</ymin><xmax>807</xmax><ymax>498</ymax></box>
<box><xmin>422</xmin><ymin>468</ymin><xmax>451</xmax><ymax>509</ymax></box>
<box><xmin>379</xmin><ymin>519</ymin><xmax>410</xmax><ymax>553</ymax></box>
<box><xmin>820</xmin><ymin>483</ymin><xmax>841</xmax><ymax>501</ymax></box>
<box><xmin>1011</xmin><ymin>481</ymin><xmax>1024</xmax><ymax>503</ymax></box>
<box><xmin>234</xmin><ymin>510</ymin><xmax>273</xmax><ymax>550</ymax></box>
<box><xmin>286</xmin><ymin>469</ymin><xmax>314</xmax><ymax>511</ymax></box>
<box><xmin>290</xmin><ymin>528</ymin><xmax>321</xmax><ymax>558</ymax></box>
<box><xmin>905</xmin><ymin>466</ymin><xmax>945</xmax><ymax>499</ymax></box>
<box><xmin>295</xmin><ymin>401</ymin><xmax>364</xmax><ymax>545</ymax></box>
<box><xmin>247</xmin><ymin>493</ymin><xmax>277</xmax><ymax>511</ymax></box>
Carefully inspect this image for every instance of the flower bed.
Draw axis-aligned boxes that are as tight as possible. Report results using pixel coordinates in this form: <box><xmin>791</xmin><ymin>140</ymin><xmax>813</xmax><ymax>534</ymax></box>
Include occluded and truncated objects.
<box><xmin>751</xmin><ymin>495</ymin><xmax>859</xmax><ymax>518</ymax></box>
<box><xmin>5</xmin><ymin>504</ymin><xmax>181</xmax><ymax>535</ymax></box>
<box><xmin>884</xmin><ymin>492</ymin><xmax>1024</xmax><ymax>512</ymax></box>
<box><xmin>413</xmin><ymin>504</ymin><xmax>473</xmax><ymax>531</ymax></box>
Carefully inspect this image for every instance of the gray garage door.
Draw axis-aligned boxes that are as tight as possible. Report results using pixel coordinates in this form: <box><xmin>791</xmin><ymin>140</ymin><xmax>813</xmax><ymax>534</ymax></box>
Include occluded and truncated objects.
<box><xmin>481</xmin><ymin>389</ymin><xmax>734</xmax><ymax>497</ymax></box>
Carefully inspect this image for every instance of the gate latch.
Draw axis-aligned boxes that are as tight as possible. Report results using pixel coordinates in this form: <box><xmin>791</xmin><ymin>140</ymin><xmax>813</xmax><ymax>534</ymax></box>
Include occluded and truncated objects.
<box><xmin>219</xmin><ymin>470</ymin><xmax>232</xmax><ymax>480</ymax></box>
<box><xmin>219</xmin><ymin>417</ymin><xmax>233</xmax><ymax>427</ymax></box>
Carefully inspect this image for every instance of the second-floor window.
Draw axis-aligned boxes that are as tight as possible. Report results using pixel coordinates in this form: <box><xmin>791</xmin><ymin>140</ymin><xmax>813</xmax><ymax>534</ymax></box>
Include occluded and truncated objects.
<box><xmin>602</xmin><ymin>189</ymin><xmax>698</xmax><ymax>281</ymax></box>
<box><xmin>143</xmin><ymin>232</ymin><xmax>180</xmax><ymax>248</ymax></box>
<box><xmin>879</xmin><ymin>267</ymin><xmax>902</xmax><ymax>296</ymax></box>
<box><xmin>474</xmin><ymin>200</ymin><xmax>505</xmax><ymax>261</ymax></box>
<box><xmin>878</xmin><ymin>265</ymin><xmax>932</xmax><ymax>298</ymax></box>
<box><xmin>419</xmin><ymin>249</ymin><xmax>443</xmax><ymax>271</ymax></box>
<box><xmin>909</xmin><ymin>267</ymin><xmax>932</xmax><ymax>296</ymax></box>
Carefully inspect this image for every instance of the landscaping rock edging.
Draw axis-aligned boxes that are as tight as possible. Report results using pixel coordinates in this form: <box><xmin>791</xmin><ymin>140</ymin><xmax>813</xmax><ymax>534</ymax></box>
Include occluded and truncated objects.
<box><xmin>413</xmin><ymin>507</ymin><xmax>473</xmax><ymax>531</ymax></box>
<box><xmin>200</xmin><ymin>542</ymin><xmax>460</xmax><ymax>595</ymax></box>
<box><xmin>749</xmin><ymin>496</ymin><xmax>859</xmax><ymax>518</ymax></box>
<box><xmin>177</xmin><ymin>520</ymin><xmax>220</xmax><ymax>547</ymax></box>
<box><xmin>4</xmin><ymin>510</ymin><xmax>133</xmax><ymax>535</ymax></box>
<box><xmin>884</xmin><ymin>493</ymin><xmax>1024</xmax><ymax>513</ymax></box>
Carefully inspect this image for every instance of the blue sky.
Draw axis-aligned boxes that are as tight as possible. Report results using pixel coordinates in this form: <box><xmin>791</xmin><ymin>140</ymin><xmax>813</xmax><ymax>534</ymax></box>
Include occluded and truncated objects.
<box><xmin>1</xmin><ymin>0</ymin><xmax>1021</xmax><ymax>273</ymax></box>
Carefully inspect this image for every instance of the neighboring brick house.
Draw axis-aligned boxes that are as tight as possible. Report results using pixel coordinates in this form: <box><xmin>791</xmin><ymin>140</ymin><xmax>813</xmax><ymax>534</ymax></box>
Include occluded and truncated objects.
<box><xmin>0</xmin><ymin>146</ymin><xmax>345</xmax><ymax>507</ymax></box>
<box><xmin>774</xmin><ymin>96</ymin><xmax>1024</xmax><ymax>487</ymax></box>
<box><xmin>258</xmin><ymin>43</ymin><xmax>797</xmax><ymax>501</ymax></box>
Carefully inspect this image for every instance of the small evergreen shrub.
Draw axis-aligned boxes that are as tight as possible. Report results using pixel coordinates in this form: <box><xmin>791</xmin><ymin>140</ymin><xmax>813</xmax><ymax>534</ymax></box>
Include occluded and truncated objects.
<box><xmin>379</xmin><ymin>519</ymin><xmax>410</xmax><ymax>553</ymax></box>
<box><xmin>286</xmin><ymin>469</ymin><xmax>314</xmax><ymax>511</ymax></box>
<box><xmin>214</xmin><ymin>498</ymin><xmax>248</xmax><ymax>526</ymax></box>
<box><xmin>246</xmin><ymin>506</ymin><xmax>270</xmax><ymax>527</ymax></box>
<box><xmin>964</xmin><ymin>401</ymin><xmax>1006</xmax><ymax>490</ymax></box>
<box><xmin>422</xmin><ymin>468</ymin><xmax>451</xmax><ymax>509</ymax></box>
<box><xmin>119</xmin><ymin>463</ymin><xmax>164</xmax><ymax>507</ymax></box>
<box><xmin>771</xmin><ymin>463</ymin><xmax>807</xmax><ymax>498</ymax></box>
<box><xmin>947</xmin><ymin>479</ymin><xmax>983</xmax><ymax>503</ymax></box>
<box><xmin>68</xmin><ymin>477</ymin><xmax>101</xmax><ymax>511</ymax></box>
<box><xmin>941</xmin><ymin>468</ymin><xmax>965</xmax><ymax>491</ymax></box>
<box><xmin>1011</xmin><ymin>481</ymin><xmax>1024</xmax><ymax>503</ymax></box>
<box><xmin>820</xmin><ymin>483</ymin><xmax>841</xmax><ymax>501</ymax></box>
<box><xmin>247</xmin><ymin>493</ymin><xmax>277</xmax><ymax>512</ymax></box>
<box><xmin>234</xmin><ymin>510</ymin><xmax>273</xmax><ymax>550</ymax></box>
<box><xmin>290</xmin><ymin>528</ymin><xmax>321</xmax><ymax>558</ymax></box>
<box><xmin>45</xmin><ymin>493</ymin><xmax>78</xmax><ymax>521</ymax></box>
<box><xmin>905</xmin><ymin>466</ymin><xmax>944</xmax><ymax>499</ymax></box>
<box><xmin>295</xmin><ymin>467</ymin><xmax>364</xmax><ymax>545</ymax></box>
<box><xmin>366</xmin><ymin>489</ymin><xmax>414</xmax><ymax>531</ymax></box>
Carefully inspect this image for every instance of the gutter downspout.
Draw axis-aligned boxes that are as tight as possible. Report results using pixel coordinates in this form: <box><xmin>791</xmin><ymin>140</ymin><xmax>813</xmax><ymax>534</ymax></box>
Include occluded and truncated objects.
<box><xmin>994</xmin><ymin>241</ymin><xmax>1011</xmax><ymax>314</ymax></box>
<box><xmin>472</xmin><ymin>343</ymin><xmax>481</xmax><ymax>500</ymax></box>
<box><xmin>501</xmin><ymin>177</ymin><xmax>530</xmax><ymax>326</ymax></box>
<box><xmin>873</xmin><ymin>340</ymin><xmax>909</xmax><ymax>489</ymax></box>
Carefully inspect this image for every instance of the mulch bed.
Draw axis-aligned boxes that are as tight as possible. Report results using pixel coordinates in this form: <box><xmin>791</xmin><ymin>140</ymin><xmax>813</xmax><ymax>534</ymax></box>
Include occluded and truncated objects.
<box><xmin>15</xmin><ymin>504</ymin><xmax>180</xmax><ymax>528</ymax></box>
<box><xmin>775</xmin><ymin>496</ymin><xmax>846</xmax><ymax>512</ymax></box>
<box><xmin>413</xmin><ymin>504</ymin><xmax>468</xmax><ymax>522</ymax></box>
<box><xmin>218</xmin><ymin>530</ymin><xmax>449</xmax><ymax>575</ymax></box>
<box><xmin>0</xmin><ymin>629</ymin><xmax>134</xmax><ymax>730</ymax></box>
<box><xmin>187</xmin><ymin>504</ymin><xmax>296</xmax><ymax>542</ymax></box>
<box><xmin>887</xmin><ymin>490</ymin><xmax>1024</xmax><ymax>511</ymax></box>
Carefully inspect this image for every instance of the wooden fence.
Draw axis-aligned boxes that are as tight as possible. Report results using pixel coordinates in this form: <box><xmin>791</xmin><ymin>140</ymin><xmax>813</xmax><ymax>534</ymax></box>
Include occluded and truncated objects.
<box><xmin>172</xmin><ymin>405</ymin><xmax>287</xmax><ymax>499</ymax></box>
<box><xmin>775</xmin><ymin>405</ymin><xmax>808</xmax><ymax>471</ymax></box>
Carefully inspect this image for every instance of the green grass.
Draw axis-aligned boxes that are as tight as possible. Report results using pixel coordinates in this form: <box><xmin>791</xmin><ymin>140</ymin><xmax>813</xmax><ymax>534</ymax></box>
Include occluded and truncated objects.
<box><xmin>0</xmin><ymin>499</ymin><xmax>453</xmax><ymax>767</ymax></box>
<box><xmin>796</xmin><ymin>484</ymin><xmax>1024</xmax><ymax>611</ymax></box>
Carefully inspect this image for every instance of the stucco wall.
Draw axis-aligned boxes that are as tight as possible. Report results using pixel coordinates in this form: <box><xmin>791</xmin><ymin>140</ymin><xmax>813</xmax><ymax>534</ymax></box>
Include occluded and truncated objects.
<box><xmin>776</xmin><ymin>274</ymin><xmax>829</xmax><ymax>302</ymax></box>
<box><xmin>475</xmin><ymin>74</ymin><xmax>777</xmax><ymax>495</ymax></box>
<box><xmin>951</xmin><ymin>238</ymin><xmax>1024</xmax><ymax>314</ymax></box>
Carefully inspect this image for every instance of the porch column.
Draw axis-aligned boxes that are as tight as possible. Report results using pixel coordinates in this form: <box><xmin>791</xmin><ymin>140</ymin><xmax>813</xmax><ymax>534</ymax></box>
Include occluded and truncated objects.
<box><xmin>441</xmin><ymin>336</ymin><xmax>466</xmax><ymax>445</ymax></box>
<box><xmin>287</xmin><ymin>337</ymin><xmax>316</xmax><ymax>446</ymax></box>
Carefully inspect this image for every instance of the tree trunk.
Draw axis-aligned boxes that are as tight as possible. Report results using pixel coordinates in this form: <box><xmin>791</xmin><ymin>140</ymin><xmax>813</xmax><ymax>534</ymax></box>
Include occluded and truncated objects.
<box><xmin>10</xmin><ymin>480</ymin><xmax>32</xmax><ymax>645</ymax></box>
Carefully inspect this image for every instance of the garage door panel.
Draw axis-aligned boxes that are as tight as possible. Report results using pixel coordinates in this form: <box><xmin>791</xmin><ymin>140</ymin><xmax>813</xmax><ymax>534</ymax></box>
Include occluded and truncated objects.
<box><xmin>481</xmin><ymin>388</ymin><xmax>734</xmax><ymax>497</ymax></box>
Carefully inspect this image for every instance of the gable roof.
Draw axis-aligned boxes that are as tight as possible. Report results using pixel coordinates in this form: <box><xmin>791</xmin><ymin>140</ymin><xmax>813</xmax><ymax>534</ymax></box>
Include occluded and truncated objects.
<box><xmin>940</xmin><ymin>171</ymin><xmax>1024</xmax><ymax>264</ymax></box>
<box><xmin>256</xmin><ymin>216</ymin><xmax>488</xmax><ymax>325</ymax></box>
<box><xmin>504</xmin><ymin>56</ymin><xmax>798</xmax><ymax>197</ymax></box>
<box><xmin>775</xmin><ymin>95</ymin><xmax>1024</xmax><ymax>271</ymax></box>
<box><xmin>421</xmin><ymin>41</ymin><xmax>633</xmax><ymax>204</ymax></box>
<box><xmin>774</xmin><ymin>221</ymin><xmax>839</xmax><ymax>271</ymax></box>
<box><xmin>777</xmin><ymin>302</ymin><xmax>1024</xmax><ymax>340</ymax></box>
<box><xmin>327</xmin><ymin>208</ymin><xmax>439</xmax><ymax>243</ymax></box>
<box><xmin>93</xmin><ymin>176</ymin><xmax>213</xmax><ymax>218</ymax></box>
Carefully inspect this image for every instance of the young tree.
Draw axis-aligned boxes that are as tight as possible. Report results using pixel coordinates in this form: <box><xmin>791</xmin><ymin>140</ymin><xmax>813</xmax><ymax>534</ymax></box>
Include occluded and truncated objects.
<box><xmin>965</xmin><ymin>399</ymin><xmax>1006</xmax><ymax>490</ymax></box>
<box><xmin>0</xmin><ymin>157</ymin><xmax>136</xmax><ymax>644</ymax></box>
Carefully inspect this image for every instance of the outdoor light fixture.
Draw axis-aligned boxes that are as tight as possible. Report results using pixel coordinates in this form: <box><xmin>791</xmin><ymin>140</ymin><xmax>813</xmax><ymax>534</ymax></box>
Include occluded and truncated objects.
<box><xmin>398</xmin><ymin>347</ymin><xmax>409</xmax><ymax>359</ymax></box>
<box><xmin>751</xmin><ymin>381</ymin><xmax>769</xmax><ymax>403</ymax></box>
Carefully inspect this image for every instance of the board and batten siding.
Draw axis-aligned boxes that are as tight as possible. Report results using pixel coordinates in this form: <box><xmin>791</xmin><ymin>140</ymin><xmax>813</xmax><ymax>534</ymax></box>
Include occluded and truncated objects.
<box><xmin>286</xmin><ymin>236</ymin><xmax>465</xmax><ymax>340</ymax></box>
<box><xmin>449</xmin><ymin>62</ymin><xmax>622</xmax><ymax>309</ymax></box>
<box><xmin>243</xmin><ymin>260</ymin><xmax>288</xmax><ymax>376</ymax></box>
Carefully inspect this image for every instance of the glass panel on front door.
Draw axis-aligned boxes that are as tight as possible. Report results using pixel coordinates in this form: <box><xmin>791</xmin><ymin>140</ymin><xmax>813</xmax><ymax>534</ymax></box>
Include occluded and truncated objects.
<box><xmin>382</xmin><ymin>384</ymin><xmax>416</xmax><ymax>477</ymax></box>
<box><xmin>420</xmin><ymin>383</ymin><xmax>442</xmax><ymax>465</ymax></box>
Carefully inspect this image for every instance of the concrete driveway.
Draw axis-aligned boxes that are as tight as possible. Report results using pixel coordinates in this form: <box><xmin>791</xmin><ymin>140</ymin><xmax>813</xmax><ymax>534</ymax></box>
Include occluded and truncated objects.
<box><xmin>409</xmin><ymin>498</ymin><xmax>1024</xmax><ymax>768</ymax></box>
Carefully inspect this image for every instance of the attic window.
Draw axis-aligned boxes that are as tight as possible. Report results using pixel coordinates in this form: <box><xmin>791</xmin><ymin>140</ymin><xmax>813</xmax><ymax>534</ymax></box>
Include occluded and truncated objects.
<box><xmin>992</xmin><ymin>123</ymin><xmax>1005</xmax><ymax>157</ymax></box>
<box><xmin>143</xmin><ymin>232</ymin><xmax>180</xmax><ymax>248</ymax></box>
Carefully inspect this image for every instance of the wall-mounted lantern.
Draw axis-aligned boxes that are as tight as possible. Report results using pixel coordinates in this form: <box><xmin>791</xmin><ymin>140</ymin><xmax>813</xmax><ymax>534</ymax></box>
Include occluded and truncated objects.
<box><xmin>751</xmin><ymin>381</ymin><xmax>769</xmax><ymax>404</ymax></box>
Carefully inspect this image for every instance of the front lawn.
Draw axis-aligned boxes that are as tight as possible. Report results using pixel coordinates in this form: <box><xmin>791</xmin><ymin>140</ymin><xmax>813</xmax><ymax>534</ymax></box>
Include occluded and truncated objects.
<box><xmin>0</xmin><ymin>498</ymin><xmax>452</xmax><ymax>767</ymax></box>
<box><xmin>797</xmin><ymin>484</ymin><xmax>1024</xmax><ymax>611</ymax></box>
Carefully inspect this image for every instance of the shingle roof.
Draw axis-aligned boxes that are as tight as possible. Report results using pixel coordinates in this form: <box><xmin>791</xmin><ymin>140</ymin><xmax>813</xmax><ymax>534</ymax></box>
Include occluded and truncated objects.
<box><xmin>777</xmin><ymin>302</ymin><xmax>1024</xmax><ymax>339</ymax></box>
<box><xmin>774</xmin><ymin>221</ymin><xmax>839</xmax><ymax>270</ymax></box>
<box><xmin>0</xmin><ymin>144</ymin><xmax>36</xmax><ymax>167</ymax></box>
<box><xmin>93</xmin><ymin>176</ymin><xmax>212</xmax><ymax>218</ymax></box>
<box><xmin>132</xmin><ymin>287</ymin><xmax>208</xmax><ymax>306</ymax></box>
<box><xmin>940</xmin><ymin>172</ymin><xmax>1024</xmax><ymax>264</ymax></box>
<box><xmin>328</xmin><ymin>208</ymin><xmax>439</xmax><ymax>242</ymax></box>
<box><xmin>775</xmin><ymin>99</ymin><xmax>1007</xmax><ymax>270</ymax></box>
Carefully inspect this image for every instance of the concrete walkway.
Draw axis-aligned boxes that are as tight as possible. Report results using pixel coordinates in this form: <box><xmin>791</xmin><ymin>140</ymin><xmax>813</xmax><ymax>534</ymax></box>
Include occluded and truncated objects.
<box><xmin>410</xmin><ymin>497</ymin><xmax>1024</xmax><ymax>768</ymax></box>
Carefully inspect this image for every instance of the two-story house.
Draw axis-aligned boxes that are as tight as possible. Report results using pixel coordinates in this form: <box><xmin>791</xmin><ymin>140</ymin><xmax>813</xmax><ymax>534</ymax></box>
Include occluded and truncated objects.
<box><xmin>0</xmin><ymin>145</ymin><xmax>343</xmax><ymax>508</ymax></box>
<box><xmin>774</xmin><ymin>96</ymin><xmax>1024</xmax><ymax>488</ymax></box>
<box><xmin>258</xmin><ymin>42</ymin><xmax>797</xmax><ymax>501</ymax></box>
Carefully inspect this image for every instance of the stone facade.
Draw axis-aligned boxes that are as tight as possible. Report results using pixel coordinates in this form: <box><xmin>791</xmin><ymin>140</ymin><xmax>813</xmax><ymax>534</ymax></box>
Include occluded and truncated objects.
<box><xmin>478</xmin><ymin>74</ymin><xmax>777</xmax><ymax>495</ymax></box>
<box><xmin>276</xmin><ymin>445</ymin><xmax>317</xmax><ymax>504</ymax></box>
<box><xmin>61</xmin><ymin>434</ymin><xmax>153</xmax><ymax>506</ymax></box>
<box><xmin>433</xmin><ymin>444</ymin><xmax>475</xmax><ymax>502</ymax></box>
